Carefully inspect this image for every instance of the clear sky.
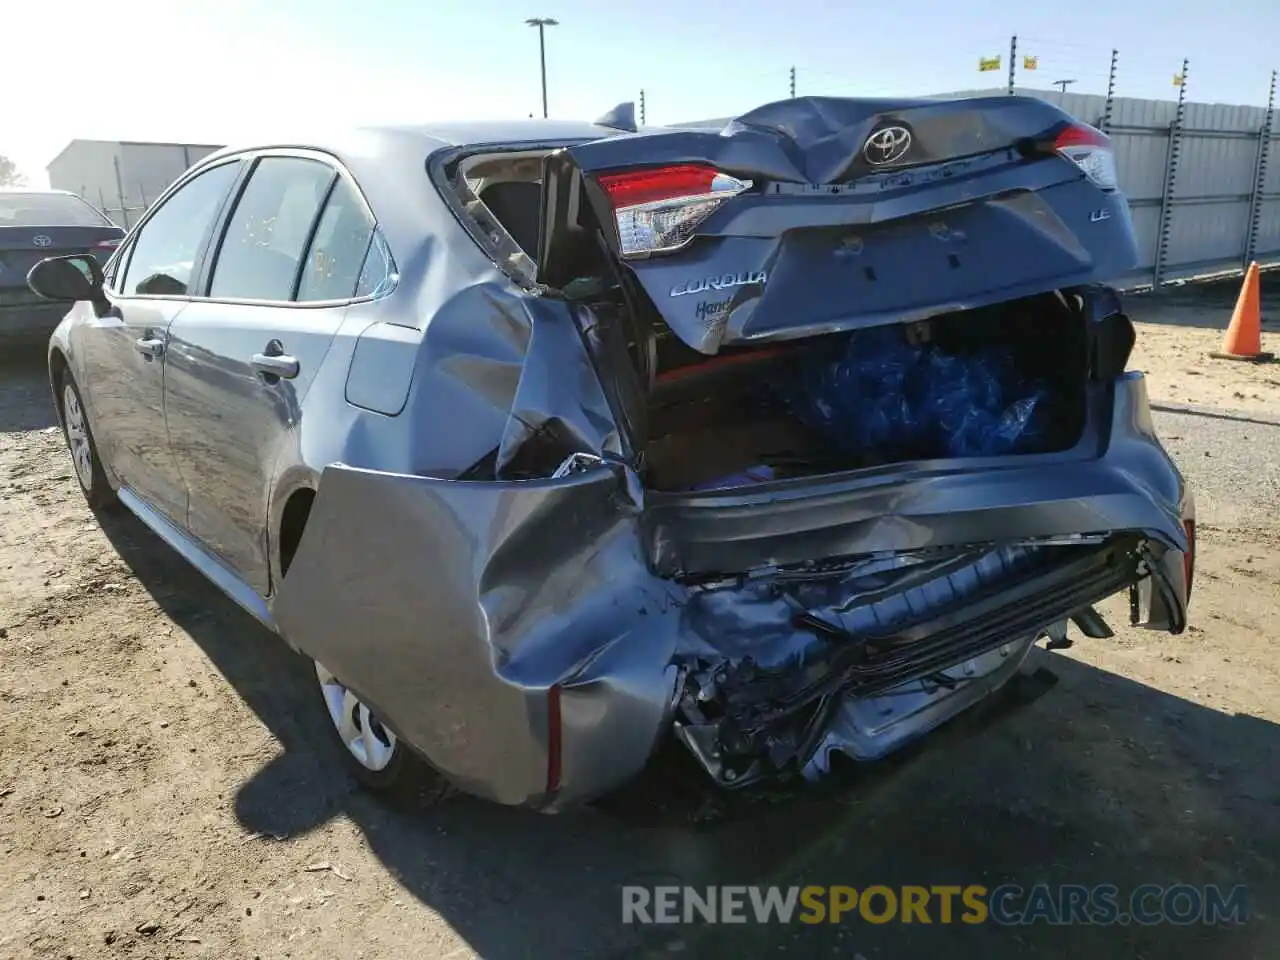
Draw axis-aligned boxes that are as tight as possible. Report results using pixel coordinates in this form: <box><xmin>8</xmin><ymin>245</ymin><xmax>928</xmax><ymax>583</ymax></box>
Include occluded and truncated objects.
<box><xmin>5</xmin><ymin>0</ymin><xmax>1278</xmax><ymax>186</ymax></box>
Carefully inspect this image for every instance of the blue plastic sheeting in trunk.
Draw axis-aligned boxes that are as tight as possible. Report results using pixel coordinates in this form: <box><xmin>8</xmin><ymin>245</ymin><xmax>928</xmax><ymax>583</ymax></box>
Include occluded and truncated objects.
<box><xmin>780</xmin><ymin>325</ymin><xmax>1051</xmax><ymax>461</ymax></box>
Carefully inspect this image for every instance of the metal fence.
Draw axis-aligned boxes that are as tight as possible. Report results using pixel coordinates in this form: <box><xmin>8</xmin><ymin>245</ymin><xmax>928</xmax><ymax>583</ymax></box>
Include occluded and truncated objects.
<box><xmin>95</xmin><ymin>201</ymin><xmax>149</xmax><ymax>230</ymax></box>
<box><xmin>80</xmin><ymin>181</ymin><xmax>149</xmax><ymax>230</ymax></box>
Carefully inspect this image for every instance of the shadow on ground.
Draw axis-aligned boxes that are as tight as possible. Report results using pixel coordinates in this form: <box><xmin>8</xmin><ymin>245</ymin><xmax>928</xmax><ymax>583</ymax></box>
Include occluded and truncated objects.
<box><xmin>1126</xmin><ymin>271</ymin><xmax>1280</xmax><ymax>332</ymax></box>
<box><xmin>94</xmin><ymin>507</ymin><xmax>1278</xmax><ymax>959</ymax></box>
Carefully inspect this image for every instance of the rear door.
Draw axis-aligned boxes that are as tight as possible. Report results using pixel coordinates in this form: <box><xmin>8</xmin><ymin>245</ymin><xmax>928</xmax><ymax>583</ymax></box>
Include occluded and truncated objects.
<box><xmin>539</xmin><ymin>95</ymin><xmax>1136</xmax><ymax>355</ymax></box>
<box><xmin>162</xmin><ymin>152</ymin><xmax>377</xmax><ymax>595</ymax></box>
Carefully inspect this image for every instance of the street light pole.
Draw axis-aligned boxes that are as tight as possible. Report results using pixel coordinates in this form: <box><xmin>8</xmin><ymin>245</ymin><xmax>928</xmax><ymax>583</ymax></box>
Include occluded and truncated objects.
<box><xmin>1053</xmin><ymin>78</ymin><xmax>1077</xmax><ymax>94</ymax></box>
<box><xmin>525</xmin><ymin>17</ymin><xmax>558</xmax><ymax>119</ymax></box>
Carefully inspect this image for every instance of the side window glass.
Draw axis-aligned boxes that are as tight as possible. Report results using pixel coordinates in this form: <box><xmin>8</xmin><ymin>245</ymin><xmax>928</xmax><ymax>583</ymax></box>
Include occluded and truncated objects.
<box><xmin>119</xmin><ymin>162</ymin><xmax>240</xmax><ymax>297</ymax></box>
<box><xmin>208</xmin><ymin>157</ymin><xmax>333</xmax><ymax>302</ymax></box>
<box><xmin>297</xmin><ymin>176</ymin><xmax>375</xmax><ymax>301</ymax></box>
<box><xmin>355</xmin><ymin>231</ymin><xmax>396</xmax><ymax>299</ymax></box>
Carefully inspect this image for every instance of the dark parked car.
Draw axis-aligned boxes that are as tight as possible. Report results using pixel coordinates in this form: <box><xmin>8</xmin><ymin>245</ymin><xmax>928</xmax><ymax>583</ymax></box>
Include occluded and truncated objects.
<box><xmin>27</xmin><ymin>96</ymin><xmax>1194</xmax><ymax>810</ymax></box>
<box><xmin>1</xmin><ymin>190</ymin><xmax>123</xmax><ymax>339</ymax></box>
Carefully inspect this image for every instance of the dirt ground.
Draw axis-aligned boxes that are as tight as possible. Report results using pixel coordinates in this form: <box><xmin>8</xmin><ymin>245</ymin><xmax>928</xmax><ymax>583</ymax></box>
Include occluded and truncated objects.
<box><xmin>1125</xmin><ymin>273</ymin><xmax>1280</xmax><ymax>415</ymax></box>
<box><xmin>1</xmin><ymin>282</ymin><xmax>1279</xmax><ymax>959</ymax></box>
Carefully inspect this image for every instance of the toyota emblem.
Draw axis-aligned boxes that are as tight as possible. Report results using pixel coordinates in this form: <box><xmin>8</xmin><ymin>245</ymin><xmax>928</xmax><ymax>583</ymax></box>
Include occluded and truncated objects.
<box><xmin>863</xmin><ymin>126</ymin><xmax>912</xmax><ymax>166</ymax></box>
<box><xmin>32</xmin><ymin>235</ymin><xmax>53</xmax><ymax>247</ymax></box>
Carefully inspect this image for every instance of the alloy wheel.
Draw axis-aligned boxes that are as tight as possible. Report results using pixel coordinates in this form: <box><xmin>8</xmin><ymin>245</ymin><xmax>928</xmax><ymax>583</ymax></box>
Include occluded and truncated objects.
<box><xmin>314</xmin><ymin>662</ymin><xmax>398</xmax><ymax>771</ymax></box>
<box><xmin>63</xmin><ymin>383</ymin><xmax>94</xmax><ymax>491</ymax></box>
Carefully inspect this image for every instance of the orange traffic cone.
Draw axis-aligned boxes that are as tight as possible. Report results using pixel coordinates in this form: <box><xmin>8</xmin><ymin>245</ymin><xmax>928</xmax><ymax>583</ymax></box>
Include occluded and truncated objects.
<box><xmin>1210</xmin><ymin>262</ymin><xmax>1273</xmax><ymax>361</ymax></box>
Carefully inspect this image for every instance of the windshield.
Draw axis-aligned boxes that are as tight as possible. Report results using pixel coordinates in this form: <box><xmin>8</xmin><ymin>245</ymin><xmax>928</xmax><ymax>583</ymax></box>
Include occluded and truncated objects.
<box><xmin>0</xmin><ymin>193</ymin><xmax>113</xmax><ymax>227</ymax></box>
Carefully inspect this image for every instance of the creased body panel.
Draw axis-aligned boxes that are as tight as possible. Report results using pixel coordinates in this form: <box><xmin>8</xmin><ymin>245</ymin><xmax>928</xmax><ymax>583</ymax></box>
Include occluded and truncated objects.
<box><xmin>272</xmin><ymin>463</ymin><xmax>682</xmax><ymax>807</ymax></box>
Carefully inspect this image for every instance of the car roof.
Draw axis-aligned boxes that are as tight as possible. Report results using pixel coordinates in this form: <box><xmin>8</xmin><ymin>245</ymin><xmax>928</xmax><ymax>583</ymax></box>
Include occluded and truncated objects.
<box><xmin>0</xmin><ymin>188</ymin><xmax>81</xmax><ymax>196</ymax></box>
<box><xmin>178</xmin><ymin>119</ymin><xmax>648</xmax><ymax>280</ymax></box>
<box><xmin>381</xmin><ymin>119</ymin><xmax>638</xmax><ymax>146</ymax></box>
<box><xmin>199</xmin><ymin>118</ymin><xmax>635</xmax><ymax>168</ymax></box>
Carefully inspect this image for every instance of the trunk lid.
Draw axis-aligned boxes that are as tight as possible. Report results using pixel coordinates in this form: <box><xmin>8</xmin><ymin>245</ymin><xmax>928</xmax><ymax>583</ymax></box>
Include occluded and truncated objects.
<box><xmin>0</xmin><ymin>225</ymin><xmax>124</xmax><ymax>290</ymax></box>
<box><xmin>537</xmin><ymin>95</ymin><xmax>1137</xmax><ymax>354</ymax></box>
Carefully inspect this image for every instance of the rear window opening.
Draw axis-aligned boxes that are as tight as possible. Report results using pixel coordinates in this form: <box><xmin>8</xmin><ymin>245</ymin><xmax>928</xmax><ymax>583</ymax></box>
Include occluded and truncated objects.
<box><xmin>0</xmin><ymin>192</ymin><xmax>114</xmax><ymax>228</ymax></box>
<box><xmin>438</xmin><ymin>145</ymin><xmax>618</xmax><ymax>299</ymax></box>
<box><xmin>440</xmin><ymin>149</ymin><xmax>557</xmax><ymax>287</ymax></box>
<box><xmin>640</xmin><ymin>291</ymin><xmax>1090</xmax><ymax>492</ymax></box>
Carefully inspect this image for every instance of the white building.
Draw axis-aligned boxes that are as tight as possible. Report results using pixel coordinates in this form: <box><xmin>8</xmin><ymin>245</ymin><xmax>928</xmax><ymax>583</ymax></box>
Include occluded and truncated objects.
<box><xmin>46</xmin><ymin>140</ymin><xmax>223</xmax><ymax>228</ymax></box>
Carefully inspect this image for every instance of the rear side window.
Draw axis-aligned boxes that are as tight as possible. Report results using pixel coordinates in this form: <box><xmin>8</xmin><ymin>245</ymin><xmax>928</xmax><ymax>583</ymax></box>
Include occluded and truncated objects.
<box><xmin>119</xmin><ymin>162</ymin><xmax>240</xmax><ymax>297</ymax></box>
<box><xmin>296</xmin><ymin>176</ymin><xmax>375</xmax><ymax>301</ymax></box>
<box><xmin>355</xmin><ymin>233</ymin><xmax>395</xmax><ymax>298</ymax></box>
<box><xmin>0</xmin><ymin>192</ymin><xmax>113</xmax><ymax>227</ymax></box>
<box><xmin>208</xmin><ymin>157</ymin><xmax>334</xmax><ymax>302</ymax></box>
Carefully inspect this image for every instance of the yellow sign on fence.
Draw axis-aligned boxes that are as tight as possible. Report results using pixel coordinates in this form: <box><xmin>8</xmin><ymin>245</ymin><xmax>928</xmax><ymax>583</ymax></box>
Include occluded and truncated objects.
<box><xmin>979</xmin><ymin>56</ymin><xmax>1002</xmax><ymax>72</ymax></box>
<box><xmin>1023</xmin><ymin>56</ymin><xmax>1038</xmax><ymax>70</ymax></box>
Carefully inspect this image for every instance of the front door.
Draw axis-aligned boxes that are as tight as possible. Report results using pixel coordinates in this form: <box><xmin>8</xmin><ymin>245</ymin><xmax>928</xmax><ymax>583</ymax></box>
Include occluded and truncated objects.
<box><xmin>162</xmin><ymin>155</ymin><xmax>377</xmax><ymax>595</ymax></box>
<box><xmin>72</xmin><ymin>160</ymin><xmax>243</xmax><ymax>523</ymax></box>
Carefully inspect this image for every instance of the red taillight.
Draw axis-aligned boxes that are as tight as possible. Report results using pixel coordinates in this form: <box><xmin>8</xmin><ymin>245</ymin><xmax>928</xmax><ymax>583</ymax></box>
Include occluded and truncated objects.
<box><xmin>1053</xmin><ymin>124</ymin><xmax>1111</xmax><ymax>151</ymax></box>
<box><xmin>1036</xmin><ymin>122</ymin><xmax>1118</xmax><ymax>191</ymax></box>
<box><xmin>1183</xmin><ymin>518</ymin><xmax>1196</xmax><ymax>599</ymax></box>
<box><xmin>545</xmin><ymin>684</ymin><xmax>562</xmax><ymax>795</ymax></box>
<box><xmin>598</xmin><ymin>164</ymin><xmax>720</xmax><ymax>208</ymax></box>
<box><xmin>594</xmin><ymin>163</ymin><xmax>753</xmax><ymax>257</ymax></box>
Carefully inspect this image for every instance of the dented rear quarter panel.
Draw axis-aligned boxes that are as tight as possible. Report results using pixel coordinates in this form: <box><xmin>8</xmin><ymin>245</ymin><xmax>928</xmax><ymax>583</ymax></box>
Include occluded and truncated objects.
<box><xmin>271</xmin><ymin>463</ymin><xmax>685</xmax><ymax>807</ymax></box>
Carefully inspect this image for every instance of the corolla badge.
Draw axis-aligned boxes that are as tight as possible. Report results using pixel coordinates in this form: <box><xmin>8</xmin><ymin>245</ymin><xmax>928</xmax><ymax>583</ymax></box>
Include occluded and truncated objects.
<box><xmin>863</xmin><ymin>126</ymin><xmax>912</xmax><ymax>165</ymax></box>
<box><xmin>670</xmin><ymin>270</ymin><xmax>767</xmax><ymax>298</ymax></box>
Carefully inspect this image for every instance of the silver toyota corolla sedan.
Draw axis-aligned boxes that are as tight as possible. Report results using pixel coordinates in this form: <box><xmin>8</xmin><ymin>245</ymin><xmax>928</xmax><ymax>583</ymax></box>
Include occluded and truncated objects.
<box><xmin>27</xmin><ymin>96</ymin><xmax>1194</xmax><ymax>811</ymax></box>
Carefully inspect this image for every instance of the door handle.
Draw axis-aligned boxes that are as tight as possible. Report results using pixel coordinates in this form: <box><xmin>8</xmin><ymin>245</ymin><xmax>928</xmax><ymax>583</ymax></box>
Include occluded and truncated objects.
<box><xmin>135</xmin><ymin>336</ymin><xmax>164</xmax><ymax>358</ymax></box>
<box><xmin>251</xmin><ymin>352</ymin><xmax>300</xmax><ymax>379</ymax></box>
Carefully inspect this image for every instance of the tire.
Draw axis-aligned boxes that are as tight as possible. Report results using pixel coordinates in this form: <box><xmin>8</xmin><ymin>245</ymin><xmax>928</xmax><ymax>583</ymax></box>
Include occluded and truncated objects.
<box><xmin>311</xmin><ymin>659</ymin><xmax>453</xmax><ymax>807</ymax></box>
<box><xmin>57</xmin><ymin>370</ymin><xmax>118</xmax><ymax>512</ymax></box>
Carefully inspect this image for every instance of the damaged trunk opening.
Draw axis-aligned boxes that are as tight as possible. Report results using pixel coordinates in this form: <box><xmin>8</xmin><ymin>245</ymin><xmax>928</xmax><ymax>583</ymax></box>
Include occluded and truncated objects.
<box><xmin>639</xmin><ymin>289</ymin><xmax>1088</xmax><ymax>492</ymax></box>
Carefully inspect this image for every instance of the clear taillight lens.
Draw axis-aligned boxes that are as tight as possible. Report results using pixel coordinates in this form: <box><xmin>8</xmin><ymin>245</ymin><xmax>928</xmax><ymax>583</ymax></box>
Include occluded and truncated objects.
<box><xmin>596</xmin><ymin>163</ymin><xmax>752</xmax><ymax>258</ymax></box>
<box><xmin>1052</xmin><ymin>123</ymin><xmax>1118</xmax><ymax>191</ymax></box>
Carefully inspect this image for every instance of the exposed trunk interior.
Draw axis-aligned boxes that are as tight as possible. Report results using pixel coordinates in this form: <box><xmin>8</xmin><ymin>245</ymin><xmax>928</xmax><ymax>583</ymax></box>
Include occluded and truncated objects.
<box><xmin>639</xmin><ymin>290</ymin><xmax>1090</xmax><ymax>492</ymax></box>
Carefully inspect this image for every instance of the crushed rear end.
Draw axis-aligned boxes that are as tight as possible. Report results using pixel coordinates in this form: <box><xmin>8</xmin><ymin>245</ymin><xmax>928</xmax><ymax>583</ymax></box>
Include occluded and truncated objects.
<box><xmin>532</xmin><ymin>96</ymin><xmax>1192</xmax><ymax>790</ymax></box>
<box><xmin>274</xmin><ymin>96</ymin><xmax>1193</xmax><ymax>808</ymax></box>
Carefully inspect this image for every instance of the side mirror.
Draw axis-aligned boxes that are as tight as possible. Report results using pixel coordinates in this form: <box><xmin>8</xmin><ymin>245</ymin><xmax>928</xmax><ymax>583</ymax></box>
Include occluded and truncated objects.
<box><xmin>27</xmin><ymin>254</ymin><xmax>105</xmax><ymax>303</ymax></box>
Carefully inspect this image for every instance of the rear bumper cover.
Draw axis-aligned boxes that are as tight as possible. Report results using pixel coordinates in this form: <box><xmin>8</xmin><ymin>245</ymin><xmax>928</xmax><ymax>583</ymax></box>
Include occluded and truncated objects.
<box><xmin>272</xmin><ymin>373</ymin><xmax>1189</xmax><ymax>809</ymax></box>
<box><xmin>0</xmin><ymin>300</ymin><xmax>67</xmax><ymax>337</ymax></box>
